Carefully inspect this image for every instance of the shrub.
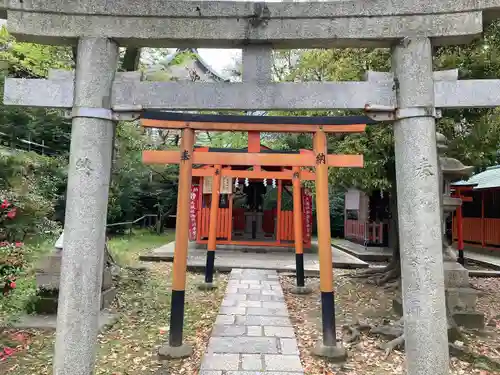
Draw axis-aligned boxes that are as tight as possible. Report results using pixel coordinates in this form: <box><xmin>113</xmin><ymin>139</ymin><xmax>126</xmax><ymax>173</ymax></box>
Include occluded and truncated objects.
<box><xmin>0</xmin><ymin>200</ymin><xmax>25</xmax><ymax>295</ymax></box>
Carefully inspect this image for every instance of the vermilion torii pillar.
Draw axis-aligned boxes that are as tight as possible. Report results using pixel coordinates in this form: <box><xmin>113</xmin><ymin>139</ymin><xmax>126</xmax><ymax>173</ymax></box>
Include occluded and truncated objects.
<box><xmin>311</xmin><ymin>130</ymin><xmax>346</xmax><ymax>361</ymax></box>
<box><xmin>158</xmin><ymin>128</ymin><xmax>195</xmax><ymax>359</ymax></box>
<box><xmin>201</xmin><ymin>164</ymin><xmax>222</xmax><ymax>289</ymax></box>
<box><xmin>290</xmin><ymin>166</ymin><xmax>311</xmax><ymax>295</ymax></box>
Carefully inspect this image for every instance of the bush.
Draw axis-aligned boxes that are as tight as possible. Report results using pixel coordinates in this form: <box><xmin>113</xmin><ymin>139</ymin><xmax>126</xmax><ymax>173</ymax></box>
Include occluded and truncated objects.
<box><xmin>0</xmin><ymin>200</ymin><xmax>25</xmax><ymax>295</ymax></box>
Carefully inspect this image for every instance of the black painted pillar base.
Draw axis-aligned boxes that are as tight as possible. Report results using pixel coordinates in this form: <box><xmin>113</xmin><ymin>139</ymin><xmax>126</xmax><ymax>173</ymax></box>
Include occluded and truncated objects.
<box><xmin>311</xmin><ymin>291</ymin><xmax>346</xmax><ymax>362</ymax></box>
<box><xmin>290</xmin><ymin>253</ymin><xmax>312</xmax><ymax>295</ymax></box>
<box><xmin>168</xmin><ymin>290</ymin><xmax>185</xmax><ymax>347</ymax></box>
<box><xmin>295</xmin><ymin>253</ymin><xmax>305</xmax><ymax>287</ymax></box>
<box><xmin>321</xmin><ymin>291</ymin><xmax>337</xmax><ymax>347</ymax></box>
<box><xmin>205</xmin><ymin>251</ymin><xmax>215</xmax><ymax>283</ymax></box>
<box><xmin>159</xmin><ymin>290</ymin><xmax>193</xmax><ymax>359</ymax></box>
<box><xmin>458</xmin><ymin>250</ymin><xmax>465</xmax><ymax>266</ymax></box>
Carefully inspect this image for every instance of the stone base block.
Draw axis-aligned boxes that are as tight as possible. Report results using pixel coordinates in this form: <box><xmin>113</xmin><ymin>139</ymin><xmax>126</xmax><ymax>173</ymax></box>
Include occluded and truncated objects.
<box><xmin>443</xmin><ymin>261</ymin><xmax>470</xmax><ymax>288</ymax></box>
<box><xmin>392</xmin><ymin>296</ymin><xmax>403</xmax><ymax>316</ymax></box>
<box><xmin>36</xmin><ymin>267</ymin><xmax>113</xmax><ymax>291</ymax></box>
<box><xmin>311</xmin><ymin>341</ymin><xmax>347</xmax><ymax>362</ymax></box>
<box><xmin>290</xmin><ymin>285</ymin><xmax>313</xmax><ymax>295</ymax></box>
<box><xmin>158</xmin><ymin>343</ymin><xmax>193</xmax><ymax>359</ymax></box>
<box><xmin>33</xmin><ymin>287</ymin><xmax>117</xmax><ymax>315</ymax></box>
<box><xmin>446</xmin><ymin>287</ymin><xmax>480</xmax><ymax>312</ymax></box>
<box><xmin>197</xmin><ymin>282</ymin><xmax>218</xmax><ymax>291</ymax></box>
<box><xmin>7</xmin><ymin>310</ymin><xmax>118</xmax><ymax>331</ymax></box>
<box><xmin>453</xmin><ymin>311</ymin><xmax>485</xmax><ymax>329</ymax></box>
<box><xmin>393</xmin><ymin>296</ymin><xmax>484</xmax><ymax>329</ymax></box>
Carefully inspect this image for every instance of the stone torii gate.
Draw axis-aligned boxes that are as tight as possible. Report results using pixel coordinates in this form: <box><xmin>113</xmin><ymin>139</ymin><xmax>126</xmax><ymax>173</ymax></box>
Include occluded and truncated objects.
<box><xmin>4</xmin><ymin>1</ymin><xmax>500</xmax><ymax>375</ymax></box>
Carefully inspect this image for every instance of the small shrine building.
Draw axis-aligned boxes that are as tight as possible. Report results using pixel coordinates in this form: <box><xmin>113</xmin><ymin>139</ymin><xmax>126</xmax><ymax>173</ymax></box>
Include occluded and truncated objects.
<box><xmin>188</xmin><ymin>142</ymin><xmax>314</xmax><ymax>249</ymax></box>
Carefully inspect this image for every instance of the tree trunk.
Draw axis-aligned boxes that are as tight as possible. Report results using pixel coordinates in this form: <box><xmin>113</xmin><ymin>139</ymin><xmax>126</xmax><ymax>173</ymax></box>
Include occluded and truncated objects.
<box><xmin>122</xmin><ymin>48</ymin><xmax>141</xmax><ymax>72</ymax></box>
<box><xmin>387</xmin><ymin>175</ymin><xmax>401</xmax><ymax>272</ymax></box>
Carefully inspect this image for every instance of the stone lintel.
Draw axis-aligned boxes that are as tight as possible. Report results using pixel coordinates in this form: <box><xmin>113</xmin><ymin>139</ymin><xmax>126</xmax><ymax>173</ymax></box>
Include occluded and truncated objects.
<box><xmin>48</xmin><ymin>69</ymin><xmax>142</xmax><ymax>82</ymax></box>
<box><xmin>6</xmin><ymin>10</ymin><xmax>482</xmax><ymax>48</ymax></box>
<box><xmin>7</xmin><ymin>76</ymin><xmax>500</xmax><ymax>110</ymax></box>
<box><xmin>365</xmin><ymin>69</ymin><xmax>459</xmax><ymax>82</ymax></box>
<box><xmin>1</xmin><ymin>0</ymin><xmax>500</xmax><ymax>20</ymax></box>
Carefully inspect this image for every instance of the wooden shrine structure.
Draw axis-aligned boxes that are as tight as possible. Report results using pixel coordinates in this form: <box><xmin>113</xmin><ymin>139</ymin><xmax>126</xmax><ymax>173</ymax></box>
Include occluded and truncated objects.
<box><xmin>451</xmin><ymin>166</ymin><xmax>500</xmax><ymax>250</ymax></box>
<box><xmin>142</xmin><ymin>111</ymin><xmax>367</xmax><ymax>292</ymax></box>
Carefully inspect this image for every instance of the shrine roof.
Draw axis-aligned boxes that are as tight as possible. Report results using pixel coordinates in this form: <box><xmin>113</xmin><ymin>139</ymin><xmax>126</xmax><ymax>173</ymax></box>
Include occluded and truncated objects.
<box><xmin>452</xmin><ymin>165</ymin><xmax>500</xmax><ymax>190</ymax></box>
<box><xmin>142</xmin><ymin>111</ymin><xmax>376</xmax><ymax>126</ymax></box>
<box><xmin>195</xmin><ymin>146</ymin><xmax>299</xmax><ymax>155</ymax></box>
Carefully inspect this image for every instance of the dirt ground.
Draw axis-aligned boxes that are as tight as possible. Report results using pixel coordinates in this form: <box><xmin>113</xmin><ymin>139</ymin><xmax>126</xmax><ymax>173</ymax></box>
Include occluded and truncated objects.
<box><xmin>281</xmin><ymin>270</ymin><xmax>500</xmax><ymax>375</ymax></box>
<box><xmin>0</xmin><ymin>232</ymin><xmax>228</xmax><ymax>375</ymax></box>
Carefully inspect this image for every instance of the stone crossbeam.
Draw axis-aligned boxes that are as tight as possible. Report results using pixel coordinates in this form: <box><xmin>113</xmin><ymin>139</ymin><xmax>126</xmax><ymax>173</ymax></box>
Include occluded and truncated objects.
<box><xmin>1</xmin><ymin>1</ymin><xmax>494</xmax><ymax>48</ymax></box>
<box><xmin>6</xmin><ymin>69</ymin><xmax>500</xmax><ymax>110</ymax></box>
<box><xmin>0</xmin><ymin>0</ymin><xmax>500</xmax><ymax>18</ymax></box>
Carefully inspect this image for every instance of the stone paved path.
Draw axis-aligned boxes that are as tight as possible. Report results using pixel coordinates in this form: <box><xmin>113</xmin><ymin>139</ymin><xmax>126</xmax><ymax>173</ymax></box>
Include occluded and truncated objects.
<box><xmin>199</xmin><ymin>268</ymin><xmax>304</xmax><ymax>375</ymax></box>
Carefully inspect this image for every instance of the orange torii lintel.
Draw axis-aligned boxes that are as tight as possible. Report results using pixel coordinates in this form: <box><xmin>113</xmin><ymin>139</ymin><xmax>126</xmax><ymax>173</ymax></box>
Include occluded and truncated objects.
<box><xmin>142</xmin><ymin>150</ymin><xmax>364</xmax><ymax>168</ymax></box>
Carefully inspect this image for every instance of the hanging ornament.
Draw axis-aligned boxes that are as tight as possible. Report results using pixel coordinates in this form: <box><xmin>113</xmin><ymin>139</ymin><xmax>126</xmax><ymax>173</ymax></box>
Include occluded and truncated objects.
<box><xmin>244</xmin><ymin>178</ymin><xmax>249</xmax><ymax>187</ymax></box>
<box><xmin>263</xmin><ymin>178</ymin><xmax>267</xmax><ymax>187</ymax></box>
<box><xmin>272</xmin><ymin>178</ymin><xmax>276</xmax><ymax>188</ymax></box>
<box><xmin>235</xmin><ymin>177</ymin><xmax>239</xmax><ymax>188</ymax></box>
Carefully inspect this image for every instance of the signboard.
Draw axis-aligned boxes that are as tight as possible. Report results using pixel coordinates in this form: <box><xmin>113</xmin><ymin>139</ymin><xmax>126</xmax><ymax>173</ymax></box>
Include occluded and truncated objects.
<box><xmin>302</xmin><ymin>188</ymin><xmax>313</xmax><ymax>243</ymax></box>
<box><xmin>345</xmin><ymin>189</ymin><xmax>360</xmax><ymax>210</ymax></box>
<box><xmin>188</xmin><ymin>185</ymin><xmax>200</xmax><ymax>241</ymax></box>
<box><xmin>203</xmin><ymin>176</ymin><xmax>233</xmax><ymax>194</ymax></box>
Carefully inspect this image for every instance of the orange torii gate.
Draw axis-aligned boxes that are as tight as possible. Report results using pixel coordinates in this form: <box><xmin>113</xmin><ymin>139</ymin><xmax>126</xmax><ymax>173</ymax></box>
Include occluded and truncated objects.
<box><xmin>141</xmin><ymin>111</ymin><xmax>370</xmax><ymax>352</ymax></box>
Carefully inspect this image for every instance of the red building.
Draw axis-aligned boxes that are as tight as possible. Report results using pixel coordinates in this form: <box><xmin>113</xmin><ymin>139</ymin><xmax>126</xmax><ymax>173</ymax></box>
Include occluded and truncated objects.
<box><xmin>344</xmin><ymin>188</ymin><xmax>389</xmax><ymax>246</ymax></box>
<box><xmin>452</xmin><ymin>165</ymin><xmax>500</xmax><ymax>248</ymax></box>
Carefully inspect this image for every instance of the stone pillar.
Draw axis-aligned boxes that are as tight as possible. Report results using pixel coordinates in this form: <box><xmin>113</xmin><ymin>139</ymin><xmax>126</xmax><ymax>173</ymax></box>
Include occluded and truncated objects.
<box><xmin>53</xmin><ymin>38</ymin><xmax>118</xmax><ymax>375</ymax></box>
<box><xmin>391</xmin><ymin>37</ymin><xmax>449</xmax><ymax>375</ymax></box>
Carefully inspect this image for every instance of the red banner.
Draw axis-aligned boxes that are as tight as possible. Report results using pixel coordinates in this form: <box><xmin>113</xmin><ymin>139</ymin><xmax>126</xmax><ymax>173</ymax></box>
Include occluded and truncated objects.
<box><xmin>302</xmin><ymin>188</ymin><xmax>313</xmax><ymax>243</ymax></box>
<box><xmin>189</xmin><ymin>185</ymin><xmax>200</xmax><ymax>241</ymax></box>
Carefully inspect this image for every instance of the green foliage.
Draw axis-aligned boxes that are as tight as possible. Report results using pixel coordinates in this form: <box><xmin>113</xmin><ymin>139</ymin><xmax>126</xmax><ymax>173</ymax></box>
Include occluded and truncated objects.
<box><xmin>0</xmin><ymin>151</ymin><xmax>64</xmax><ymax>240</ymax></box>
<box><xmin>273</xmin><ymin>22</ymin><xmax>500</xmax><ymax>194</ymax></box>
<box><xmin>0</xmin><ymin>26</ymin><xmax>73</xmax><ymax>79</ymax></box>
<box><xmin>434</xmin><ymin>21</ymin><xmax>500</xmax><ymax>172</ymax></box>
<box><xmin>0</xmin><ymin>27</ymin><xmax>72</xmax><ymax>155</ymax></box>
<box><xmin>105</xmin><ymin>122</ymin><xmax>178</xmax><ymax>230</ymax></box>
<box><xmin>170</xmin><ymin>50</ymin><xmax>198</xmax><ymax>67</ymax></box>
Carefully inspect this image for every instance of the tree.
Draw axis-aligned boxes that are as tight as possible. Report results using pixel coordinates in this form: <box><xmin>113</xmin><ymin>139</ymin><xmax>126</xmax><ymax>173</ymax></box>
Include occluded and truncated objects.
<box><xmin>269</xmin><ymin>21</ymin><xmax>500</xmax><ymax>286</ymax></box>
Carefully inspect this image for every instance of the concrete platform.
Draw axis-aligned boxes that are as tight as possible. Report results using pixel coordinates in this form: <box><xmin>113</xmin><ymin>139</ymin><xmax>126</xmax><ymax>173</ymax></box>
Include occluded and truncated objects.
<box><xmin>5</xmin><ymin>310</ymin><xmax>118</xmax><ymax>331</ymax></box>
<box><xmin>332</xmin><ymin>239</ymin><xmax>392</xmax><ymax>262</ymax></box>
<box><xmin>139</xmin><ymin>241</ymin><xmax>368</xmax><ymax>274</ymax></box>
<box><xmin>334</xmin><ymin>239</ymin><xmax>500</xmax><ymax>277</ymax></box>
<box><xmin>461</xmin><ymin>249</ymin><xmax>500</xmax><ymax>270</ymax></box>
<box><xmin>468</xmin><ymin>269</ymin><xmax>500</xmax><ymax>278</ymax></box>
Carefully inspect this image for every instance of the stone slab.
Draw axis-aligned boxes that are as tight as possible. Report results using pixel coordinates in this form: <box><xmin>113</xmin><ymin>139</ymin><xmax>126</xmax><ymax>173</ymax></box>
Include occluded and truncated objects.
<box><xmin>7</xmin><ymin>311</ymin><xmax>118</xmax><ymax>332</ymax></box>
<box><xmin>200</xmin><ymin>268</ymin><xmax>304</xmax><ymax>374</ymax></box>
<box><xmin>139</xmin><ymin>241</ymin><xmax>368</xmax><ymax>272</ymax></box>
<box><xmin>207</xmin><ymin>337</ymin><xmax>279</xmax><ymax>354</ymax></box>
<box><xmin>6</xmin><ymin>8</ymin><xmax>482</xmax><ymax>48</ymax></box>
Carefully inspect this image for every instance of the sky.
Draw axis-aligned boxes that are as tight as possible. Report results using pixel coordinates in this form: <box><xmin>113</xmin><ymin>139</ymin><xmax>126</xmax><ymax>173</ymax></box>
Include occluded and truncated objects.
<box><xmin>198</xmin><ymin>48</ymin><xmax>240</xmax><ymax>75</ymax></box>
<box><xmin>196</xmin><ymin>0</ymin><xmax>287</xmax><ymax>75</ymax></box>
